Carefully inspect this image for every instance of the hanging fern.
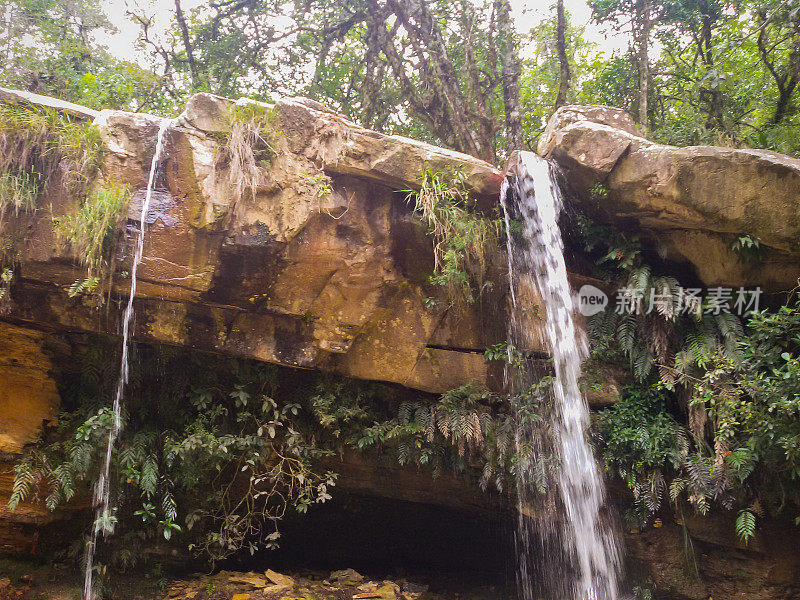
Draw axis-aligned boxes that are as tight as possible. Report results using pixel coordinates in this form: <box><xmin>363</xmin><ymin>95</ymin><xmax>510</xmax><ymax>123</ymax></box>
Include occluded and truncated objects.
<box><xmin>735</xmin><ymin>509</ymin><xmax>757</xmax><ymax>544</ymax></box>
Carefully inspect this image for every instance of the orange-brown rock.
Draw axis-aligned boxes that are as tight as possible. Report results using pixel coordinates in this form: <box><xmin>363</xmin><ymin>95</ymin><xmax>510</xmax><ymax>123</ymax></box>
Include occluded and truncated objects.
<box><xmin>539</xmin><ymin>105</ymin><xmax>800</xmax><ymax>291</ymax></box>
<box><xmin>0</xmin><ymin>322</ymin><xmax>62</xmax><ymax>554</ymax></box>
<box><xmin>1</xmin><ymin>91</ymin><xmax>512</xmax><ymax>395</ymax></box>
<box><xmin>0</xmin><ymin>322</ymin><xmax>59</xmax><ymax>455</ymax></box>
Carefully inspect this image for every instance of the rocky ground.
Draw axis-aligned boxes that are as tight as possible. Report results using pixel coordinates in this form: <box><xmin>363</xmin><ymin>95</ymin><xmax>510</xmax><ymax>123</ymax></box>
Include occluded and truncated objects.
<box><xmin>0</xmin><ymin>561</ymin><xmax>513</xmax><ymax>600</ymax></box>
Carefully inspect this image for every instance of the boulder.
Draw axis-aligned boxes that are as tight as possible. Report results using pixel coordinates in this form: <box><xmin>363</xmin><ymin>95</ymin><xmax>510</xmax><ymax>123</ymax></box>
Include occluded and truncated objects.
<box><xmin>539</xmin><ymin>105</ymin><xmax>800</xmax><ymax>290</ymax></box>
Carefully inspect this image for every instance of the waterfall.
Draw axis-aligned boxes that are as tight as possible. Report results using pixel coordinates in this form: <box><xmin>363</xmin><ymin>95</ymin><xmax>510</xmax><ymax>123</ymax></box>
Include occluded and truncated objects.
<box><xmin>83</xmin><ymin>117</ymin><xmax>172</xmax><ymax>600</ymax></box>
<box><xmin>501</xmin><ymin>151</ymin><xmax>620</xmax><ymax>600</ymax></box>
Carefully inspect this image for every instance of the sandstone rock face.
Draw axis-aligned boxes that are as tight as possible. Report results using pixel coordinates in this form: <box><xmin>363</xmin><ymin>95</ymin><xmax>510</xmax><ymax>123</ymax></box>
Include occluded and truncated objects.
<box><xmin>628</xmin><ymin>514</ymin><xmax>800</xmax><ymax>600</ymax></box>
<box><xmin>539</xmin><ymin>105</ymin><xmax>800</xmax><ymax>290</ymax></box>
<box><xmin>0</xmin><ymin>322</ymin><xmax>62</xmax><ymax>554</ymax></box>
<box><xmin>2</xmin><ymin>91</ymin><xmax>512</xmax><ymax>395</ymax></box>
<box><xmin>0</xmin><ymin>323</ymin><xmax>59</xmax><ymax>455</ymax></box>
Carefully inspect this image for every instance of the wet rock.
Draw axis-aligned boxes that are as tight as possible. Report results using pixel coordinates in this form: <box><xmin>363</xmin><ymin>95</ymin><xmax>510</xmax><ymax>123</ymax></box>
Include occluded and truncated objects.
<box><xmin>227</xmin><ymin>572</ymin><xmax>269</xmax><ymax>588</ymax></box>
<box><xmin>330</xmin><ymin>569</ymin><xmax>364</xmax><ymax>584</ymax></box>
<box><xmin>265</xmin><ymin>569</ymin><xmax>296</xmax><ymax>588</ymax></box>
<box><xmin>399</xmin><ymin>581</ymin><xmax>428</xmax><ymax>595</ymax></box>
<box><xmin>0</xmin><ymin>323</ymin><xmax>60</xmax><ymax>455</ymax></box>
<box><xmin>0</xmin><ymin>88</ymin><xmax>512</xmax><ymax>395</ymax></box>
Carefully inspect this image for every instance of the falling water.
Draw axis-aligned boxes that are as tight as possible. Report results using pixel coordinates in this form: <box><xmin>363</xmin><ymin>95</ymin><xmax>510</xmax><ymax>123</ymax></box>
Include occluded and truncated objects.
<box><xmin>83</xmin><ymin>117</ymin><xmax>172</xmax><ymax>600</ymax></box>
<box><xmin>501</xmin><ymin>151</ymin><xmax>620</xmax><ymax>600</ymax></box>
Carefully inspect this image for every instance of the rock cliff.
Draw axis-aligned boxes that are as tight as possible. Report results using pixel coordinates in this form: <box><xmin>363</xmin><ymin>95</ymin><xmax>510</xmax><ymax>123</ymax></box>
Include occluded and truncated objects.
<box><xmin>2</xmin><ymin>91</ymin><xmax>800</xmax><ymax>599</ymax></box>
<box><xmin>538</xmin><ymin>105</ymin><xmax>800</xmax><ymax>291</ymax></box>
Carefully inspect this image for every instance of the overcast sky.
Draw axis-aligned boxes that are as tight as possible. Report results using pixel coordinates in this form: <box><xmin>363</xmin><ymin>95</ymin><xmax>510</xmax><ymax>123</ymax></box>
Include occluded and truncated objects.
<box><xmin>98</xmin><ymin>0</ymin><xmax>629</xmax><ymax>64</ymax></box>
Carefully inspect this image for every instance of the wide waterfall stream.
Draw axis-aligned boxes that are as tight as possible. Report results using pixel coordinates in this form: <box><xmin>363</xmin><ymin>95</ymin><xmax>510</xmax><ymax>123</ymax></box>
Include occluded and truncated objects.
<box><xmin>501</xmin><ymin>152</ymin><xmax>621</xmax><ymax>600</ymax></box>
<box><xmin>83</xmin><ymin>118</ymin><xmax>173</xmax><ymax>600</ymax></box>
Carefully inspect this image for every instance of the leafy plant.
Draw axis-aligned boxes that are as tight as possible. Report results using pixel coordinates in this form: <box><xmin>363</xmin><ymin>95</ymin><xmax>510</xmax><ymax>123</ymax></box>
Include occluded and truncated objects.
<box><xmin>0</xmin><ymin>101</ymin><xmax>107</xmax><ymax>295</ymax></box>
<box><xmin>0</xmin><ymin>267</ymin><xmax>12</xmax><ymax>314</ymax></box>
<box><xmin>54</xmin><ymin>182</ymin><xmax>130</xmax><ymax>286</ymax></box>
<box><xmin>10</xmin><ymin>343</ymin><xmax>336</xmax><ymax>566</ymax></box>
<box><xmin>405</xmin><ymin>171</ymin><xmax>501</xmax><ymax>306</ymax></box>
<box><xmin>731</xmin><ymin>235</ymin><xmax>765</xmax><ymax>268</ymax></box>
<box><xmin>598</xmin><ymin>294</ymin><xmax>800</xmax><ymax>542</ymax></box>
<box><xmin>736</xmin><ymin>509</ymin><xmax>756</xmax><ymax>544</ymax></box>
<box><xmin>0</xmin><ymin>171</ymin><xmax>38</xmax><ymax>219</ymax></box>
<box><xmin>0</xmin><ymin>102</ymin><xmax>103</xmax><ymax>203</ymax></box>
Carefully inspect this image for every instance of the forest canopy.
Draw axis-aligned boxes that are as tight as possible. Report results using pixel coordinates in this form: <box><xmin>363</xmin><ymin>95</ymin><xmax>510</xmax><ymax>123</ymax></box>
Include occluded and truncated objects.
<box><xmin>4</xmin><ymin>0</ymin><xmax>800</xmax><ymax>162</ymax></box>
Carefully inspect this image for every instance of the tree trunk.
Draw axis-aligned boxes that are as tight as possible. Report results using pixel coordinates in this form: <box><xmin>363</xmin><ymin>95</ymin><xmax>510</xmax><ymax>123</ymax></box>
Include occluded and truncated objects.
<box><xmin>635</xmin><ymin>0</ymin><xmax>650</xmax><ymax>135</ymax></box>
<box><xmin>174</xmin><ymin>0</ymin><xmax>199</xmax><ymax>89</ymax></box>
<box><xmin>555</xmin><ymin>0</ymin><xmax>570</xmax><ymax>108</ymax></box>
<box><xmin>495</xmin><ymin>0</ymin><xmax>525</xmax><ymax>152</ymax></box>
<box><xmin>701</xmin><ymin>12</ymin><xmax>723</xmax><ymax>129</ymax></box>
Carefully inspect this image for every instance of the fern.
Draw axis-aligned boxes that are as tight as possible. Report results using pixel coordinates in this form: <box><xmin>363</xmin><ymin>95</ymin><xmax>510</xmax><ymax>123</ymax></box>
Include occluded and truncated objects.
<box><xmin>67</xmin><ymin>276</ymin><xmax>99</xmax><ymax>297</ymax></box>
<box><xmin>9</xmin><ymin>459</ymin><xmax>36</xmax><ymax>510</ymax></box>
<box><xmin>735</xmin><ymin>509</ymin><xmax>756</xmax><ymax>544</ymax></box>
<box><xmin>141</xmin><ymin>456</ymin><xmax>159</xmax><ymax>498</ymax></box>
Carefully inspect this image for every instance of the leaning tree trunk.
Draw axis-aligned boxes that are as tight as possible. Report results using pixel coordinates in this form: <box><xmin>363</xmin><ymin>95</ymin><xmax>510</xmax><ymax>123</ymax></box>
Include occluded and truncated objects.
<box><xmin>555</xmin><ymin>0</ymin><xmax>570</xmax><ymax>108</ymax></box>
<box><xmin>496</xmin><ymin>0</ymin><xmax>525</xmax><ymax>152</ymax></box>
<box><xmin>174</xmin><ymin>0</ymin><xmax>199</xmax><ymax>90</ymax></box>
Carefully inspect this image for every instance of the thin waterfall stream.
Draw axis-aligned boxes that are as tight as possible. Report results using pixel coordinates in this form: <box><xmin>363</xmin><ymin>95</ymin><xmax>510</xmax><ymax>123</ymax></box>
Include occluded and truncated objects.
<box><xmin>83</xmin><ymin>117</ymin><xmax>173</xmax><ymax>600</ymax></box>
<box><xmin>501</xmin><ymin>151</ymin><xmax>621</xmax><ymax>600</ymax></box>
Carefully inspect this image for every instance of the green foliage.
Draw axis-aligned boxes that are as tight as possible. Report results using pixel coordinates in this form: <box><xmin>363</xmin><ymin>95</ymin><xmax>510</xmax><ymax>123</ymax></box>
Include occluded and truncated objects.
<box><xmin>0</xmin><ymin>102</ymin><xmax>108</xmax><ymax>295</ymax></box>
<box><xmin>578</xmin><ymin>214</ymin><xmax>743</xmax><ymax>385</ymax></box>
<box><xmin>736</xmin><ymin>509</ymin><xmax>757</xmax><ymax>544</ymax></box>
<box><xmin>599</xmin><ymin>295</ymin><xmax>800</xmax><ymax>541</ymax></box>
<box><xmin>406</xmin><ymin>171</ymin><xmax>501</xmax><ymax>306</ymax></box>
<box><xmin>600</xmin><ymin>385</ymin><xmax>689</xmax><ymax>525</ymax></box>
<box><xmin>0</xmin><ymin>0</ymin><xmax>173</xmax><ymax>114</ymax></box>
<box><xmin>54</xmin><ymin>182</ymin><xmax>130</xmax><ymax>280</ymax></box>
<box><xmin>0</xmin><ymin>171</ymin><xmax>38</xmax><ymax>217</ymax></box>
<box><xmin>0</xmin><ymin>266</ymin><xmax>12</xmax><ymax>313</ymax></box>
<box><xmin>0</xmin><ymin>102</ymin><xmax>104</xmax><ymax>193</ymax></box>
<box><xmin>10</xmin><ymin>344</ymin><xmax>336</xmax><ymax>566</ymax></box>
<box><xmin>357</xmin><ymin>383</ymin><xmax>518</xmax><ymax>492</ymax></box>
<box><xmin>520</xmin><ymin>8</ymin><xmax>596</xmax><ymax>141</ymax></box>
<box><xmin>731</xmin><ymin>235</ymin><xmax>765</xmax><ymax>268</ymax></box>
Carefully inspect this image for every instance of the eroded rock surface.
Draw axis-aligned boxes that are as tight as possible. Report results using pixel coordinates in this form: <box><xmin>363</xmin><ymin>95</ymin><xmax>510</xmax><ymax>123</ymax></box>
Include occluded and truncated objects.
<box><xmin>539</xmin><ymin>105</ymin><xmax>800</xmax><ymax>290</ymax></box>
<box><xmin>627</xmin><ymin>514</ymin><xmax>800</xmax><ymax>600</ymax></box>
<box><xmin>0</xmin><ymin>323</ymin><xmax>63</xmax><ymax>554</ymax></box>
<box><xmin>2</xmin><ymin>91</ymin><xmax>511</xmax><ymax>395</ymax></box>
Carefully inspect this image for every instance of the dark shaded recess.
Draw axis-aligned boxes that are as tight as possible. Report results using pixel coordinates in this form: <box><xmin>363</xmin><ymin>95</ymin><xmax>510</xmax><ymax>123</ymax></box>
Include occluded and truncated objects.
<box><xmin>233</xmin><ymin>491</ymin><xmax>516</xmax><ymax>583</ymax></box>
<box><xmin>204</xmin><ymin>231</ymin><xmax>286</xmax><ymax>309</ymax></box>
<box><xmin>389</xmin><ymin>191</ymin><xmax>436</xmax><ymax>288</ymax></box>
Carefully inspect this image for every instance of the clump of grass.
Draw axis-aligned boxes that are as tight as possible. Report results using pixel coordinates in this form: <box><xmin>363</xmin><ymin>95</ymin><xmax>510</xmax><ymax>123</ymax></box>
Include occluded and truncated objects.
<box><xmin>0</xmin><ymin>103</ymin><xmax>103</xmax><ymax>196</ymax></box>
<box><xmin>0</xmin><ymin>102</ymin><xmax>106</xmax><ymax>302</ymax></box>
<box><xmin>0</xmin><ymin>171</ymin><xmax>38</xmax><ymax>217</ymax></box>
<box><xmin>407</xmin><ymin>171</ymin><xmax>501</xmax><ymax>306</ymax></box>
<box><xmin>54</xmin><ymin>181</ymin><xmax>130</xmax><ymax>290</ymax></box>
<box><xmin>215</xmin><ymin>102</ymin><xmax>279</xmax><ymax>202</ymax></box>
